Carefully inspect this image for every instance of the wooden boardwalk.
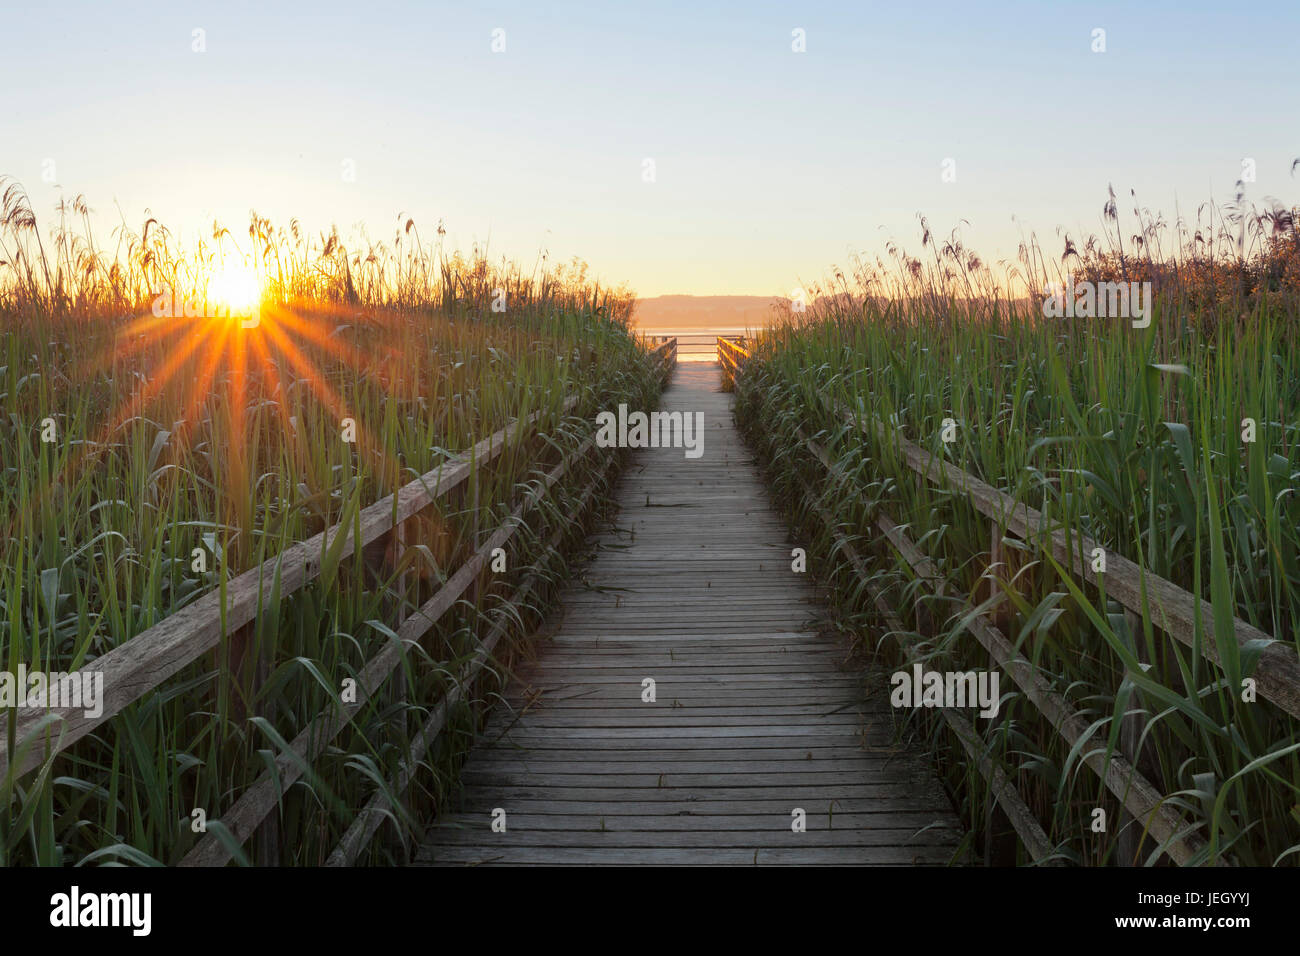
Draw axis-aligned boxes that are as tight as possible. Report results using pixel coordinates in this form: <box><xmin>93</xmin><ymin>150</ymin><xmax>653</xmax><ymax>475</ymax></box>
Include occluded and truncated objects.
<box><xmin>417</xmin><ymin>362</ymin><xmax>964</xmax><ymax>865</ymax></box>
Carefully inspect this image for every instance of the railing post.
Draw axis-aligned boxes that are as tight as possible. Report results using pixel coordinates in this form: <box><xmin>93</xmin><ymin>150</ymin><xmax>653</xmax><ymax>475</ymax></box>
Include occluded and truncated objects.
<box><xmin>989</xmin><ymin>520</ymin><xmax>1001</xmax><ymax>604</ymax></box>
<box><xmin>252</xmin><ymin>621</ymin><xmax>280</xmax><ymax>864</ymax></box>
<box><xmin>1117</xmin><ymin>608</ymin><xmax>1149</xmax><ymax>866</ymax></box>
<box><xmin>989</xmin><ymin>518</ymin><xmax>1012</xmax><ymax>630</ymax></box>
<box><xmin>222</xmin><ymin>614</ymin><xmax>281</xmax><ymax>863</ymax></box>
<box><xmin>972</xmin><ymin>517</ymin><xmax>993</xmax><ymax>862</ymax></box>
<box><xmin>393</xmin><ymin>513</ymin><xmax>410</xmax><ymax>735</ymax></box>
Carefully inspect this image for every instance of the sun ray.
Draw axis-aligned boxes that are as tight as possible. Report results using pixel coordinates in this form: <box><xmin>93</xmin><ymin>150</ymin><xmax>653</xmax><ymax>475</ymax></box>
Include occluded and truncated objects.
<box><xmin>258</xmin><ymin>312</ymin><xmax>362</xmax><ymax>442</ymax></box>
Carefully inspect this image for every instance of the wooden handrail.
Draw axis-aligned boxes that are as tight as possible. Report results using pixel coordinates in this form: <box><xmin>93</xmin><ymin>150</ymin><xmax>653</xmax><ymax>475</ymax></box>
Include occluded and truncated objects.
<box><xmin>792</xmin><ymin>467</ymin><xmax>1060</xmax><ymax>865</ymax></box>
<box><xmin>182</xmin><ymin>432</ymin><xmax>602</xmax><ymax>867</ymax></box>
<box><xmin>179</xmin><ymin>342</ymin><xmax>668</xmax><ymax>864</ymax></box>
<box><xmin>4</xmin><ymin>333</ymin><xmax>669</xmax><ymax>864</ymax></box>
<box><xmin>650</xmin><ymin>336</ymin><xmax>677</xmax><ymax>370</ymax></box>
<box><xmin>646</xmin><ymin>337</ymin><xmax>677</xmax><ymax>388</ymax></box>
<box><xmin>717</xmin><ymin>337</ymin><xmax>749</xmax><ymax>391</ymax></box>
<box><xmin>1</xmin><ymin>395</ymin><xmax>578</xmax><ymax>779</ymax></box>
<box><xmin>778</xmin><ymin>409</ymin><xmax>1216</xmax><ymax>863</ymax></box>
<box><xmin>716</xmin><ymin>335</ymin><xmax>749</xmax><ymax>371</ymax></box>
<box><xmin>323</xmin><ymin>442</ymin><xmax>620</xmax><ymax>866</ymax></box>
<box><xmin>766</xmin><ymin>388</ymin><xmax>1300</xmax><ymax>862</ymax></box>
<box><xmin>836</xmin><ymin>403</ymin><xmax>1300</xmax><ymax>720</ymax></box>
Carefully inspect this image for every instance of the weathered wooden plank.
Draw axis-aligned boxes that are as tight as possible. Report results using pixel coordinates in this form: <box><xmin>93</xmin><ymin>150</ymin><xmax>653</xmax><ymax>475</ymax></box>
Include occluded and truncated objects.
<box><xmin>484</xmin><ymin>699</ymin><xmax>866</xmax><ymax>713</ymax></box>
<box><xmin>458</xmin><ymin>770</ymin><xmax>913</xmax><ymax>788</ymax></box>
<box><xmin>428</xmin><ymin>811</ymin><xmax>953</xmax><ymax>830</ymax></box>
<box><xmin>509</xmin><ymin>671</ymin><xmax>862</xmax><ymax>684</ymax></box>
<box><xmin>479</xmin><ymin>728</ymin><xmax>885</xmax><ymax>742</ymax></box>
<box><xmin>461</xmin><ymin>759</ymin><xmax>910</xmax><ymax>775</ymax></box>
<box><xmin>464</xmin><ymin>745</ymin><xmax>886</xmax><ymax>760</ymax></box>
<box><xmin>462</xmin><ymin>764</ymin><xmax>920</xmax><ymax>780</ymax></box>
<box><xmin>511</xmin><ymin>664</ymin><xmax>850</xmax><ymax>677</ymax></box>
<box><xmin>416</xmin><ymin>846</ymin><xmax>956</xmax><ymax>866</ymax></box>
<box><xmin>436</xmin><ymin>795</ymin><xmax>952</xmax><ymax>814</ymax></box>
<box><xmin>481</xmin><ymin>713</ymin><xmax>880</xmax><ymax>730</ymax></box>
<box><xmin>501</xmin><ymin>680</ymin><xmax>868</xmax><ymax>694</ymax></box>
<box><xmin>424</xmin><ymin>828</ymin><xmax>961</xmax><ymax>849</ymax></box>
<box><xmin>445</xmin><ymin>778</ymin><xmax>944</xmax><ymax>796</ymax></box>
<box><xmin>464</xmin><ymin>734</ymin><xmax>898</xmax><ymax>751</ymax></box>
<box><xmin>512</xmin><ymin>683</ymin><xmax>872</xmax><ymax>697</ymax></box>
<box><xmin>540</xmin><ymin>635</ymin><xmax>829</xmax><ymax>647</ymax></box>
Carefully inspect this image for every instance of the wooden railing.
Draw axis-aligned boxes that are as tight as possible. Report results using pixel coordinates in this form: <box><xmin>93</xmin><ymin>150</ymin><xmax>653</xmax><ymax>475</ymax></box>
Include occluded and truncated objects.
<box><xmin>738</xmin><ymin>371</ymin><xmax>1300</xmax><ymax>866</ymax></box>
<box><xmin>3</xmin><ymin>335</ymin><xmax>676</xmax><ymax>865</ymax></box>
<box><xmin>839</xmin><ymin>404</ymin><xmax>1300</xmax><ymax>721</ymax></box>
<box><xmin>1</xmin><ymin>401</ymin><xmax>572</xmax><ymax>780</ymax></box>
<box><xmin>789</xmin><ymin>449</ymin><xmax>1059</xmax><ymax>865</ymax></box>
<box><xmin>650</xmin><ymin>336</ymin><xmax>677</xmax><ymax>380</ymax></box>
<box><xmin>716</xmin><ymin>336</ymin><xmax>749</xmax><ymax>387</ymax></box>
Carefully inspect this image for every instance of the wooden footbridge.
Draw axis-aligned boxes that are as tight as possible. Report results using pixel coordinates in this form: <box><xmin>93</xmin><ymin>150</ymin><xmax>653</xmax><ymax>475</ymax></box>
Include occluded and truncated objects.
<box><xmin>417</xmin><ymin>356</ymin><xmax>964</xmax><ymax>865</ymax></box>
<box><xmin>0</xmin><ymin>335</ymin><xmax>965</xmax><ymax>867</ymax></box>
<box><xmin>11</xmin><ymin>331</ymin><xmax>1296</xmax><ymax>866</ymax></box>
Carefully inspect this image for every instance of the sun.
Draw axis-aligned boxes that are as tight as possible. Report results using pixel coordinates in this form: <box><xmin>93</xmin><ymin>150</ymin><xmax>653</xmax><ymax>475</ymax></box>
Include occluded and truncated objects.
<box><xmin>207</xmin><ymin>259</ymin><xmax>262</xmax><ymax>316</ymax></box>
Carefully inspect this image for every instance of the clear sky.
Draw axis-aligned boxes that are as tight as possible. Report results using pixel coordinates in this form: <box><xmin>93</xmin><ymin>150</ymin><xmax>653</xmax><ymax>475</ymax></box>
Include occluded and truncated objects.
<box><xmin>2</xmin><ymin>0</ymin><xmax>1296</xmax><ymax>297</ymax></box>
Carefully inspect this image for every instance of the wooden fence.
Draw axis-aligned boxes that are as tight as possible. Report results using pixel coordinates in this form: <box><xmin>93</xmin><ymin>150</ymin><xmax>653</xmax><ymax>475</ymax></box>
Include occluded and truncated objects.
<box><xmin>727</xmin><ymin>337</ymin><xmax>1300</xmax><ymax>866</ymax></box>
<box><xmin>650</xmin><ymin>336</ymin><xmax>677</xmax><ymax>382</ymax></box>
<box><xmin>716</xmin><ymin>336</ymin><xmax>749</xmax><ymax>389</ymax></box>
<box><xmin>2</xmin><ymin>337</ymin><xmax>678</xmax><ymax>866</ymax></box>
<box><xmin>644</xmin><ymin>331</ymin><xmax>734</xmax><ymax>362</ymax></box>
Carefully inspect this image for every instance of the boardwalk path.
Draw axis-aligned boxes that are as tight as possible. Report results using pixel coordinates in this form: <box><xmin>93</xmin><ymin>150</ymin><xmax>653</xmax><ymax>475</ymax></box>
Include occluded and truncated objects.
<box><xmin>418</xmin><ymin>362</ymin><xmax>964</xmax><ymax>865</ymax></box>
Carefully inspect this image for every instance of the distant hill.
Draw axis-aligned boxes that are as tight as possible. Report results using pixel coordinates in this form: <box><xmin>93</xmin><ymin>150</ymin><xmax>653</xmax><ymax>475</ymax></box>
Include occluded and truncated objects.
<box><xmin>632</xmin><ymin>295</ymin><xmax>783</xmax><ymax>332</ymax></box>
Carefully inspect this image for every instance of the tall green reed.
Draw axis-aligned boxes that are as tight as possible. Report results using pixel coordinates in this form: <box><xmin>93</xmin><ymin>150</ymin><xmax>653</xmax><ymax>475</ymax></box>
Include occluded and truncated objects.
<box><xmin>0</xmin><ymin>183</ymin><xmax>659</xmax><ymax>864</ymax></box>
<box><xmin>736</xmin><ymin>207</ymin><xmax>1300</xmax><ymax>865</ymax></box>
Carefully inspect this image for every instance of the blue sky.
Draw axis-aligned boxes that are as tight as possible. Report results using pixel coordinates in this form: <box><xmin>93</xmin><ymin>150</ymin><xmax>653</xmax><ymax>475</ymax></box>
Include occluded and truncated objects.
<box><xmin>2</xmin><ymin>0</ymin><xmax>1296</xmax><ymax>296</ymax></box>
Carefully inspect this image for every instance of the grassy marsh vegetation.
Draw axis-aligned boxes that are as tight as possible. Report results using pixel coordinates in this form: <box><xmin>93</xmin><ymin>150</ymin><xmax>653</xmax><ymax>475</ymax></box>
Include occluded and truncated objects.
<box><xmin>736</xmin><ymin>195</ymin><xmax>1300</xmax><ymax>865</ymax></box>
<box><xmin>0</xmin><ymin>178</ymin><xmax>660</xmax><ymax>864</ymax></box>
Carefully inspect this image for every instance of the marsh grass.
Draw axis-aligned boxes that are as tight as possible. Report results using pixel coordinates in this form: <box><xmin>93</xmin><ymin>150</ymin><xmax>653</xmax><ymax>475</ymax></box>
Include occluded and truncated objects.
<box><xmin>0</xmin><ymin>180</ymin><xmax>659</xmax><ymax>864</ymax></box>
<box><xmin>737</xmin><ymin>195</ymin><xmax>1300</xmax><ymax>865</ymax></box>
